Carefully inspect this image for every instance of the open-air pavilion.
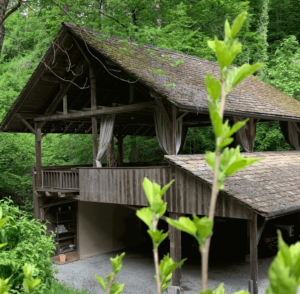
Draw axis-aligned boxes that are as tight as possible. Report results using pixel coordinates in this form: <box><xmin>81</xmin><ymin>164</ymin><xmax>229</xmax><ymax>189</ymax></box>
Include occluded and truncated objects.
<box><xmin>1</xmin><ymin>22</ymin><xmax>300</xmax><ymax>294</ymax></box>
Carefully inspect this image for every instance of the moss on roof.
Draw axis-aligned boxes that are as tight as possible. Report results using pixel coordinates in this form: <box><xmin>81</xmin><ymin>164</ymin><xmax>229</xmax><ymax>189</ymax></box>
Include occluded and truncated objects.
<box><xmin>64</xmin><ymin>22</ymin><xmax>300</xmax><ymax>120</ymax></box>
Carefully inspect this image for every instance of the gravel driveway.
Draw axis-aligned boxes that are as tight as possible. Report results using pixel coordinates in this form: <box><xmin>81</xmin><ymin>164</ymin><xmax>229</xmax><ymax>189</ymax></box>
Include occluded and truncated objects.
<box><xmin>54</xmin><ymin>246</ymin><xmax>275</xmax><ymax>294</ymax></box>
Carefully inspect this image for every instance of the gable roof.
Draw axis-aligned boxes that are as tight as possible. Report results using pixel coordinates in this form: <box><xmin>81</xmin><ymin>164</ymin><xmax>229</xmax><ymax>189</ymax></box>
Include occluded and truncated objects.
<box><xmin>64</xmin><ymin>22</ymin><xmax>300</xmax><ymax>121</ymax></box>
<box><xmin>165</xmin><ymin>151</ymin><xmax>300</xmax><ymax>217</ymax></box>
<box><xmin>1</xmin><ymin>23</ymin><xmax>300</xmax><ymax>135</ymax></box>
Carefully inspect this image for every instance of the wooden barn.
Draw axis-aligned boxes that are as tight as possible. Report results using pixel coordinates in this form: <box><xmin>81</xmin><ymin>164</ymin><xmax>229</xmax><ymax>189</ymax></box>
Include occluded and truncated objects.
<box><xmin>2</xmin><ymin>22</ymin><xmax>300</xmax><ymax>293</ymax></box>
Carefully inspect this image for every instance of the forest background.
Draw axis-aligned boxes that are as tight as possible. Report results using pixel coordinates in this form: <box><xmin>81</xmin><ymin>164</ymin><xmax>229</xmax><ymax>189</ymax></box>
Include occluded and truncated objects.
<box><xmin>0</xmin><ymin>0</ymin><xmax>299</xmax><ymax>202</ymax></box>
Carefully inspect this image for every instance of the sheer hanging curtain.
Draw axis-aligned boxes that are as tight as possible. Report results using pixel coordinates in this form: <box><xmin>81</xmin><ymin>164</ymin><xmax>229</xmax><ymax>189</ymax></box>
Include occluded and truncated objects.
<box><xmin>280</xmin><ymin>121</ymin><xmax>300</xmax><ymax>150</ymax></box>
<box><xmin>154</xmin><ymin>108</ymin><xmax>186</xmax><ymax>155</ymax></box>
<box><xmin>96</xmin><ymin>114</ymin><xmax>115</xmax><ymax>167</ymax></box>
<box><xmin>233</xmin><ymin>117</ymin><xmax>256</xmax><ymax>152</ymax></box>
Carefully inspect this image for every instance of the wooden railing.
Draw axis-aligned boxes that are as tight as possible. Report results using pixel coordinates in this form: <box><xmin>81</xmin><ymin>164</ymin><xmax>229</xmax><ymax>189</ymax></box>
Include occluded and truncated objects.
<box><xmin>42</xmin><ymin>170</ymin><xmax>79</xmax><ymax>190</ymax></box>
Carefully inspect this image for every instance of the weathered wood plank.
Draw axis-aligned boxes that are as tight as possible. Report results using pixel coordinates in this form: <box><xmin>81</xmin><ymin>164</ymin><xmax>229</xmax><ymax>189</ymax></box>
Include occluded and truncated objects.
<box><xmin>34</xmin><ymin>101</ymin><xmax>157</xmax><ymax>122</ymax></box>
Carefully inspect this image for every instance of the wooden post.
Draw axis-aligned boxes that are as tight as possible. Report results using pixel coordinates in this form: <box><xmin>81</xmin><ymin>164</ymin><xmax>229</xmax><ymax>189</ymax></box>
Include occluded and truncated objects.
<box><xmin>32</xmin><ymin>166</ymin><xmax>39</xmax><ymax>220</ymax></box>
<box><xmin>169</xmin><ymin>213</ymin><xmax>182</xmax><ymax>286</ymax></box>
<box><xmin>89</xmin><ymin>65</ymin><xmax>98</xmax><ymax>167</ymax></box>
<box><xmin>249</xmin><ymin>215</ymin><xmax>258</xmax><ymax>294</ymax></box>
<box><xmin>35</xmin><ymin>123</ymin><xmax>42</xmax><ymax>188</ymax></box>
<box><xmin>118</xmin><ymin>125</ymin><xmax>123</xmax><ymax>167</ymax></box>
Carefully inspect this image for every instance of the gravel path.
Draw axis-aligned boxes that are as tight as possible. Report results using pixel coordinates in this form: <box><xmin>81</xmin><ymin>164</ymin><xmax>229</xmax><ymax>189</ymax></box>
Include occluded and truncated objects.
<box><xmin>54</xmin><ymin>246</ymin><xmax>276</xmax><ymax>294</ymax></box>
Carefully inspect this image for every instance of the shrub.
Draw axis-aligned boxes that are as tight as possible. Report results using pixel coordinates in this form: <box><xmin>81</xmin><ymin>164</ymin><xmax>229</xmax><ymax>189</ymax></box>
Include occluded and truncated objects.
<box><xmin>0</xmin><ymin>198</ymin><xmax>56</xmax><ymax>293</ymax></box>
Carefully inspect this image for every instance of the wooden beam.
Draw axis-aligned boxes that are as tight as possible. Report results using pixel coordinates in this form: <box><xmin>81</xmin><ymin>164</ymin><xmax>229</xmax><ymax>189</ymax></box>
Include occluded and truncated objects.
<box><xmin>169</xmin><ymin>213</ymin><xmax>182</xmax><ymax>286</ymax></box>
<box><xmin>63</xmin><ymin>122</ymin><xmax>73</xmax><ymax>133</ymax></box>
<box><xmin>118</xmin><ymin>125</ymin><xmax>123</xmax><ymax>167</ymax></box>
<box><xmin>177</xmin><ymin>111</ymin><xmax>188</xmax><ymax>122</ymax></box>
<box><xmin>150</xmin><ymin>91</ymin><xmax>172</xmax><ymax>130</ymax></box>
<box><xmin>71</xmin><ymin>35</ymin><xmax>92</xmax><ymax>65</ymax></box>
<box><xmin>16</xmin><ymin>114</ymin><xmax>36</xmax><ymax>134</ymax></box>
<box><xmin>34</xmin><ymin>101</ymin><xmax>157</xmax><ymax>122</ymax></box>
<box><xmin>35</xmin><ymin>123</ymin><xmax>42</xmax><ymax>189</ymax></box>
<box><xmin>257</xmin><ymin>217</ymin><xmax>267</xmax><ymax>245</ymax></box>
<box><xmin>39</xmin><ymin>58</ymin><xmax>88</xmax><ymax>129</ymax></box>
<box><xmin>41</xmin><ymin>75</ymin><xmax>62</xmax><ymax>83</ymax></box>
<box><xmin>41</xmin><ymin>199</ymin><xmax>77</xmax><ymax>208</ymax></box>
<box><xmin>249</xmin><ymin>215</ymin><xmax>258</xmax><ymax>294</ymax></box>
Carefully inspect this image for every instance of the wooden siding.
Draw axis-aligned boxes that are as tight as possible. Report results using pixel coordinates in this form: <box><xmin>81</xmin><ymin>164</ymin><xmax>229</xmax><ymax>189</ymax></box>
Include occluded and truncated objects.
<box><xmin>79</xmin><ymin>165</ymin><xmax>253</xmax><ymax>219</ymax></box>
<box><xmin>79</xmin><ymin>167</ymin><xmax>171</xmax><ymax>205</ymax></box>
<box><xmin>167</xmin><ymin>166</ymin><xmax>253</xmax><ymax>219</ymax></box>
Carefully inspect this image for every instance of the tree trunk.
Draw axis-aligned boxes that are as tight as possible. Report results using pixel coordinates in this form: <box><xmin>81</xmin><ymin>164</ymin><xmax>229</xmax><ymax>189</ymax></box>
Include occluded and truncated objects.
<box><xmin>0</xmin><ymin>0</ymin><xmax>9</xmax><ymax>57</ymax></box>
<box><xmin>258</xmin><ymin>0</ymin><xmax>269</xmax><ymax>77</ymax></box>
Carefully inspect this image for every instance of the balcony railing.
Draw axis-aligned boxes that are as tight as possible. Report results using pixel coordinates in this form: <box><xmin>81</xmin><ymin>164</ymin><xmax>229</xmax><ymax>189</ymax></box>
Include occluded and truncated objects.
<box><xmin>42</xmin><ymin>170</ymin><xmax>79</xmax><ymax>190</ymax></box>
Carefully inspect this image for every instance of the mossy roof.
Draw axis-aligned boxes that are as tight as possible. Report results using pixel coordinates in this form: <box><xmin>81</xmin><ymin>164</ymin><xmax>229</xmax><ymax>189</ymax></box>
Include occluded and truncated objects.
<box><xmin>165</xmin><ymin>151</ymin><xmax>300</xmax><ymax>217</ymax></box>
<box><xmin>64</xmin><ymin>22</ymin><xmax>300</xmax><ymax>121</ymax></box>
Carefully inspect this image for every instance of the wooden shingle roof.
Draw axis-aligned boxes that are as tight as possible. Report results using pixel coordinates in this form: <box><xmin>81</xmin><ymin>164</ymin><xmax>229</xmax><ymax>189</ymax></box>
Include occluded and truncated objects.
<box><xmin>165</xmin><ymin>151</ymin><xmax>300</xmax><ymax>217</ymax></box>
<box><xmin>64</xmin><ymin>22</ymin><xmax>300</xmax><ymax>121</ymax></box>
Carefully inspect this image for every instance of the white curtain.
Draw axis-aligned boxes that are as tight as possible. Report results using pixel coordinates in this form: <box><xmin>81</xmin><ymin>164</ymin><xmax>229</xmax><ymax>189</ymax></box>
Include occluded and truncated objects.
<box><xmin>154</xmin><ymin>108</ymin><xmax>183</xmax><ymax>155</ymax></box>
<box><xmin>287</xmin><ymin>121</ymin><xmax>300</xmax><ymax>150</ymax></box>
<box><xmin>96</xmin><ymin>114</ymin><xmax>115</xmax><ymax>167</ymax></box>
<box><xmin>233</xmin><ymin>117</ymin><xmax>256</xmax><ymax>152</ymax></box>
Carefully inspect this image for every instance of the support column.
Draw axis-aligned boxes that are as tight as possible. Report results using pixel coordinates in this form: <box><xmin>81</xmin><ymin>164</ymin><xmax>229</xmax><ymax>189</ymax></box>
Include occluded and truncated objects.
<box><xmin>118</xmin><ymin>125</ymin><xmax>123</xmax><ymax>167</ymax></box>
<box><xmin>169</xmin><ymin>213</ymin><xmax>182</xmax><ymax>286</ymax></box>
<box><xmin>35</xmin><ymin>123</ymin><xmax>42</xmax><ymax>188</ymax></box>
<box><xmin>34</xmin><ymin>124</ymin><xmax>42</xmax><ymax>220</ymax></box>
<box><xmin>89</xmin><ymin>65</ymin><xmax>98</xmax><ymax>167</ymax></box>
<box><xmin>249</xmin><ymin>215</ymin><xmax>258</xmax><ymax>294</ymax></box>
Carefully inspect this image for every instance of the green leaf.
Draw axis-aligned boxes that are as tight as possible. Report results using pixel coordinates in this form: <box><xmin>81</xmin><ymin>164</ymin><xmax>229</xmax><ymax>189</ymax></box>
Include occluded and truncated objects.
<box><xmin>208</xmin><ymin>37</ymin><xmax>242</xmax><ymax>69</ymax></box>
<box><xmin>95</xmin><ymin>275</ymin><xmax>106</xmax><ymax>291</ymax></box>
<box><xmin>193</xmin><ymin>216</ymin><xmax>213</xmax><ymax>246</ymax></box>
<box><xmin>110</xmin><ymin>282</ymin><xmax>125</xmax><ymax>294</ymax></box>
<box><xmin>232</xmin><ymin>63</ymin><xmax>263</xmax><ymax>88</ymax></box>
<box><xmin>160</xmin><ymin>180</ymin><xmax>174</xmax><ymax>197</ymax></box>
<box><xmin>0</xmin><ymin>277</ymin><xmax>11</xmax><ymax>294</ymax></box>
<box><xmin>277</xmin><ymin>230</ymin><xmax>291</xmax><ymax>267</ymax></box>
<box><xmin>200</xmin><ymin>289</ymin><xmax>214</xmax><ymax>294</ymax></box>
<box><xmin>159</xmin><ymin>254</ymin><xmax>186</xmax><ymax>292</ymax></box>
<box><xmin>142</xmin><ymin>178</ymin><xmax>154</xmax><ymax>205</ymax></box>
<box><xmin>147</xmin><ymin>229</ymin><xmax>168</xmax><ymax>249</ymax></box>
<box><xmin>230</xmin><ymin>12</ymin><xmax>247</xmax><ymax>38</ymax></box>
<box><xmin>166</xmin><ymin>216</ymin><xmax>197</xmax><ymax>236</ymax></box>
<box><xmin>0</xmin><ymin>217</ymin><xmax>9</xmax><ymax>229</ymax></box>
<box><xmin>22</xmin><ymin>264</ymin><xmax>35</xmax><ymax>280</ymax></box>
<box><xmin>215</xmin><ymin>283</ymin><xmax>226</xmax><ymax>294</ymax></box>
<box><xmin>205</xmin><ymin>151</ymin><xmax>216</xmax><ymax>171</ymax></box>
<box><xmin>136</xmin><ymin>207</ymin><xmax>153</xmax><ymax>228</ymax></box>
<box><xmin>268</xmin><ymin>256</ymin><xmax>298</xmax><ymax>294</ymax></box>
<box><xmin>0</xmin><ymin>243</ymin><xmax>7</xmax><ymax>249</ymax></box>
<box><xmin>224</xmin><ymin>20</ymin><xmax>231</xmax><ymax>40</ymax></box>
<box><xmin>209</xmin><ymin>100</ymin><xmax>222</xmax><ymax>138</ymax></box>
<box><xmin>110</xmin><ymin>252</ymin><xmax>125</xmax><ymax>274</ymax></box>
<box><xmin>205</xmin><ymin>73</ymin><xmax>221</xmax><ymax>102</ymax></box>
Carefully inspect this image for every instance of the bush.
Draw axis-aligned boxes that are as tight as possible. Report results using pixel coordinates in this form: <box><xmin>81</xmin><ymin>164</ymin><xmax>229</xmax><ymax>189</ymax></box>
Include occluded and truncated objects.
<box><xmin>43</xmin><ymin>281</ymin><xmax>91</xmax><ymax>294</ymax></box>
<box><xmin>0</xmin><ymin>198</ymin><xmax>56</xmax><ymax>293</ymax></box>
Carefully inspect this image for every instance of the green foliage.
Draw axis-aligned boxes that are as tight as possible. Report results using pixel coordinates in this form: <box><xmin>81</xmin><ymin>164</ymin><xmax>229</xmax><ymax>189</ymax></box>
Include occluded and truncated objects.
<box><xmin>204</xmin><ymin>12</ymin><xmax>263</xmax><ymax>189</ymax></box>
<box><xmin>95</xmin><ymin>253</ymin><xmax>125</xmax><ymax>294</ymax></box>
<box><xmin>137</xmin><ymin>178</ymin><xmax>185</xmax><ymax>293</ymax></box>
<box><xmin>199</xmin><ymin>283</ymin><xmax>249</xmax><ymax>294</ymax></box>
<box><xmin>0</xmin><ymin>277</ymin><xmax>11</xmax><ymax>294</ymax></box>
<box><xmin>167</xmin><ymin>216</ymin><xmax>213</xmax><ymax>248</ymax></box>
<box><xmin>266</xmin><ymin>231</ymin><xmax>300</xmax><ymax>294</ymax></box>
<box><xmin>0</xmin><ymin>199</ymin><xmax>56</xmax><ymax>293</ymax></box>
<box><xmin>158</xmin><ymin>254</ymin><xmax>185</xmax><ymax>292</ymax></box>
<box><xmin>22</xmin><ymin>264</ymin><xmax>41</xmax><ymax>294</ymax></box>
<box><xmin>43</xmin><ymin>281</ymin><xmax>91</xmax><ymax>294</ymax></box>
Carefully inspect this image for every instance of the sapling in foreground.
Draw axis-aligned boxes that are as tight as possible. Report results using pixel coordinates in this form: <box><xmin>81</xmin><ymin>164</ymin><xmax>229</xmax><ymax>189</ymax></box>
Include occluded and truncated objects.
<box><xmin>95</xmin><ymin>253</ymin><xmax>125</xmax><ymax>294</ymax></box>
<box><xmin>167</xmin><ymin>11</ymin><xmax>263</xmax><ymax>293</ymax></box>
<box><xmin>136</xmin><ymin>178</ymin><xmax>185</xmax><ymax>294</ymax></box>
